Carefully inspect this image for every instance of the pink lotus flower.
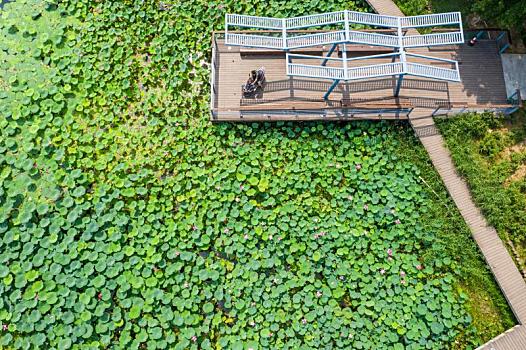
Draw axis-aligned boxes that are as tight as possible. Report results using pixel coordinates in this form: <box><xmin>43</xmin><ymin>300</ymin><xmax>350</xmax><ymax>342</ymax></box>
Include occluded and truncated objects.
<box><xmin>278</xmin><ymin>236</ymin><xmax>282</xmax><ymax>241</ymax></box>
<box><xmin>2</xmin><ymin>324</ymin><xmax>7</xmax><ymax>331</ymax></box>
<box><xmin>240</xmin><ymin>185</ymin><xmax>244</xmax><ymax>190</ymax></box>
<box><xmin>302</xmin><ymin>318</ymin><xmax>307</xmax><ymax>324</ymax></box>
<box><xmin>380</xmin><ymin>269</ymin><xmax>385</xmax><ymax>275</ymax></box>
<box><xmin>244</xmin><ymin>234</ymin><xmax>249</xmax><ymax>239</ymax></box>
<box><xmin>175</xmin><ymin>251</ymin><xmax>180</xmax><ymax>256</ymax></box>
<box><xmin>363</xmin><ymin>204</ymin><xmax>369</xmax><ymax>210</ymax></box>
<box><xmin>339</xmin><ymin>276</ymin><xmax>345</xmax><ymax>280</ymax></box>
<box><xmin>387</xmin><ymin>248</ymin><xmax>393</xmax><ymax>256</ymax></box>
<box><xmin>400</xmin><ymin>271</ymin><xmax>406</xmax><ymax>277</ymax></box>
<box><xmin>416</xmin><ymin>264</ymin><xmax>423</xmax><ymax>270</ymax></box>
<box><xmin>192</xmin><ymin>225</ymin><xmax>198</xmax><ymax>231</ymax></box>
<box><xmin>401</xmin><ymin>279</ymin><xmax>406</xmax><ymax>284</ymax></box>
<box><xmin>355</xmin><ymin>164</ymin><xmax>362</xmax><ymax>170</ymax></box>
<box><xmin>97</xmin><ymin>292</ymin><xmax>102</xmax><ymax>300</ymax></box>
<box><xmin>191</xmin><ymin>335</ymin><xmax>197</xmax><ymax>342</ymax></box>
<box><xmin>388</xmin><ymin>256</ymin><xmax>393</xmax><ymax>261</ymax></box>
<box><xmin>269</xmin><ymin>235</ymin><xmax>273</xmax><ymax>240</ymax></box>
<box><xmin>395</xmin><ymin>219</ymin><xmax>401</xmax><ymax>225</ymax></box>
<box><xmin>223</xmin><ymin>228</ymin><xmax>229</xmax><ymax>233</ymax></box>
<box><xmin>316</xmin><ymin>291</ymin><xmax>322</xmax><ymax>298</ymax></box>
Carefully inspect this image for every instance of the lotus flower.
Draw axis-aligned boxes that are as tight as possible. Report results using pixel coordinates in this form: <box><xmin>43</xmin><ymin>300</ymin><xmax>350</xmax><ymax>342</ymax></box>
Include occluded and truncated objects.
<box><xmin>363</xmin><ymin>204</ymin><xmax>369</xmax><ymax>210</ymax></box>
<box><xmin>2</xmin><ymin>324</ymin><xmax>7</xmax><ymax>331</ymax></box>
<box><xmin>316</xmin><ymin>291</ymin><xmax>322</xmax><ymax>298</ymax></box>
<box><xmin>192</xmin><ymin>225</ymin><xmax>198</xmax><ymax>231</ymax></box>
<box><xmin>175</xmin><ymin>251</ymin><xmax>180</xmax><ymax>256</ymax></box>
<box><xmin>244</xmin><ymin>234</ymin><xmax>248</xmax><ymax>240</ymax></box>
<box><xmin>401</xmin><ymin>279</ymin><xmax>406</xmax><ymax>285</ymax></box>
<box><xmin>191</xmin><ymin>335</ymin><xmax>197</xmax><ymax>342</ymax></box>
<box><xmin>355</xmin><ymin>164</ymin><xmax>362</xmax><ymax>170</ymax></box>
<box><xmin>416</xmin><ymin>264</ymin><xmax>423</xmax><ymax>270</ymax></box>
<box><xmin>302</xmin><ymin>318</ymin><xmax>307</xmax><ymax>324</ymax></box>
<box><xmin>269</xmin><ymin>235</ymin><xmax>273</xmax><ymax>240</ymax></box>
<box><xmin>387</xmin><ymin>248</ymin><xmax>393</xmax><ymax>256</ymax></box>
<box><xmin>400</xmin><ymin>271</ymin><xmax>406</xmax><ymax>277</ymax></box>
<box><xmin>97</xmin><ymin>292</ymin><xmax>102</xmax><ymax>300</ymax></box>
<box><xmin>395</xmin><ymin>219</ymin><xmax>401</xmax><ymax>225</ymax></box>
<box><xmin>380</xmin><ymin>269</ymin><xmax>385</xmax><ymax>275</ymax></box>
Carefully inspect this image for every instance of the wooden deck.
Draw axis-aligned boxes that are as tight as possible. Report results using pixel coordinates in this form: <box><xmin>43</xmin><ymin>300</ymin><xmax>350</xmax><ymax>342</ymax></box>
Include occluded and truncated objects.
<box><xmin>211</xmin><ymin>33</ymin><xmax>510</xmax><ymax>121</ymax></box>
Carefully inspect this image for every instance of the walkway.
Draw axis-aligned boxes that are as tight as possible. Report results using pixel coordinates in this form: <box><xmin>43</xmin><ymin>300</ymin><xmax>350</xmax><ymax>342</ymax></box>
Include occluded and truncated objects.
<box><xmin>410</xmin><ymin>112</ymin><xmax>526</xmax><ymax>349</ymax></box>
<box><xmin>369</xmin><ymin>0</ymin><xmax>526</xmax><ymax>347</ymax></box>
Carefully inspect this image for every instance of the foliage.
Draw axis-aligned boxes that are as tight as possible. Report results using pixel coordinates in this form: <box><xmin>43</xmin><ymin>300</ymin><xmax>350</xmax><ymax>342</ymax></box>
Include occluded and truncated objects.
<box><xmin>478</xmin><ymin>130</ymin><xmax>511</xmax><ymax>157</ymax></box>
<box><xmin>0</xmin><ymin>1</ymin><xmax>514</xmax><ymax>349</ymax></box>
<box><xmin>394</xmin><ymin>0</ymin><xmax>431</xmax><ymax>17</ymax></box>
<box><xmin>436</xmin><ymin>112</ymin><xmax>526</xmax><ymax>273</ymax></box>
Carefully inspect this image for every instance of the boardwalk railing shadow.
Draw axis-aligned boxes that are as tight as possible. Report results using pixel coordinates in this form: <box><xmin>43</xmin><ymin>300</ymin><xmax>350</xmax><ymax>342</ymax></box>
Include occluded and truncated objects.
<box><xmin>240</xmin><ymin>77</ymin><xmax>451</xmax><ymax>108</ymax></box>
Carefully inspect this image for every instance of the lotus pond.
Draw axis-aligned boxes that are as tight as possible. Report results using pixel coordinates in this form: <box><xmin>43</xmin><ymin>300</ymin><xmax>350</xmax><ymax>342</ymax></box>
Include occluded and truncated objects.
<box><xmin>0</xmin><ymin>1</ymin><xmax>514</xmax><ymax>349</ymax></box>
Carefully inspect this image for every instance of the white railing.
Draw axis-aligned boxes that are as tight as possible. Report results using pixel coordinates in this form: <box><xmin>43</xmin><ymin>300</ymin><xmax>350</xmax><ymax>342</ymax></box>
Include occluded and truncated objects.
<box><xmin>348</xmin><ymin>31</ymin><xmax>399</xmax><ymax>47</ymax></box>
<box><xmin>226</xmin><ymin>14</ymin><xmax>283</xmax><ymax>29</ymax></box>
<box><xmin>287</xmin><ymin>63</ymin><xmax>346</xmax><ymax>80</ymax></box>
<box><xmin>225</xmin><ymin>33</ymin><xmax>283</xmax><ymax>49</ymax></box>
<box><xmin>347</xmin><ymin>62</ymin><xmax>404</xmax><ymax>80</ymax></box>
<box><xmin>405</xmin><ymin>62</ymin><xmax>460</xmax><ymax>81</ymax></box>
<box><xmin>225</xmin><ymin>11</ymin><xmax>463</xmax><ymax>85</ymax></box>
<box><xmin>286</xmin><ymin>31</ymin><xmax>347</xmax><ymax>48</ymax></box>
<box><xmin>225</xmin><ymin>11</ymin><xmax>463</xmax><ymax>50</ymax></box>
<box><xmin>285</xmin><ymin>53</ymin><xmax>459</xmax><ymax>82</ymax></box>
<box><xmin>347</xmin><ymin>12</ymin><xmax>399</xmax><ymax>27</ymax></box>
<box><xmin>402</xmin><ymin>31</ymin><xmax>464</xmax><ymax>47</ymax></box>
<box><xmin>400</xmin><ymin>12</ymin><xmax>461</xmax><ymax>28</ymax></box>
<box><xmin>285</xmin><ymin>11</ymin><xmax>345</xmax><ymax>29</ymax></box>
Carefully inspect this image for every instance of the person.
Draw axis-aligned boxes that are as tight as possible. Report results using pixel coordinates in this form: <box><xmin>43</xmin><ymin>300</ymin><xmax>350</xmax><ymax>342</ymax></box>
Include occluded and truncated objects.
<box><xmin>242</xmin><ymin>67</ymin><xmax>266</xmax><ymax>98</ymax></box>
<box><xmin>468</xmin><ymin>36</ymin><xmax>477</xmax><ymax>46</ymax></box>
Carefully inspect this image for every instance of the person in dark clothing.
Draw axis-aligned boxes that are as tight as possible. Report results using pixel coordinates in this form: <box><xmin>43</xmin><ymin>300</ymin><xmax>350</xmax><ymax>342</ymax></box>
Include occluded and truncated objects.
<box><xmin>242</xmin><ymin>67</ymin><xmax>266</xmax><ymax>98</ymax></box>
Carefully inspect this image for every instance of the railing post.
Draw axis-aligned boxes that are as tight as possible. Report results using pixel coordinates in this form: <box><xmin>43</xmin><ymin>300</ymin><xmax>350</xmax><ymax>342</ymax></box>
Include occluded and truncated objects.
<box><xmin>342</xmin><ymin>43</ymin><xmax>348</xmax><ymax>80</ymax></box>
<box><xmin>225</xmin><ymin>14</ymin><xmax>229</xmax><ymax>42</ymax></box>
<box><xmin>282</xmin><ymin>18</ymin><xmax>287</xmax><ymax>50</ymax></box>
<box><xmin>396</xmin><ymin>17</ymin><xmax>406</xmax><ymax>97</ymax></box>
<box><xmin>344</xmin><ymin>10</ymin><xmax>350</xmax><ymax>42</ymax></box>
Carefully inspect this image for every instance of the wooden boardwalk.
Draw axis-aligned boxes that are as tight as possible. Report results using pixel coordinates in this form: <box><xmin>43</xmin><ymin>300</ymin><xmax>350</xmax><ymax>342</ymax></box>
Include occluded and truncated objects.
<box><xmin>211</xmin><ymin>35</ymin><xmax>511</xmax><ymax>121</ymax></box>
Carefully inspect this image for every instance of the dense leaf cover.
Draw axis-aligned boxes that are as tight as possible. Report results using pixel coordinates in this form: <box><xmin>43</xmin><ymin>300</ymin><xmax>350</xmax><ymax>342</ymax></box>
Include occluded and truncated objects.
<box><xmin>0</xmin><ymin>1</ymin><xmax>476</xmax><ymax>349</ymax></box>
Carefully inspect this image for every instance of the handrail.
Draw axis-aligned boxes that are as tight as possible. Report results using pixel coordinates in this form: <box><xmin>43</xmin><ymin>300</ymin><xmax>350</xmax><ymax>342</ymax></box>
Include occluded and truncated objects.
<box><xmin>225</xmin><ymin>11</ymin><xmax>463</xmax><ymax>86</ymax></box>
<box><xmin>286</xmin><ymin>53</ymin><xmax>458</xmax><ymax>82</ymax></box>
<box><xmin>225</xmin><ymin>11</ymin><xmax>463</xmax><ymax>50</ymax></box>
